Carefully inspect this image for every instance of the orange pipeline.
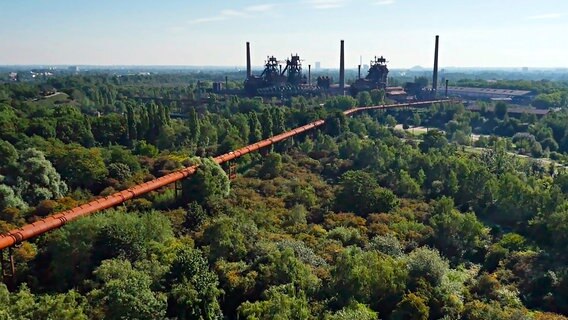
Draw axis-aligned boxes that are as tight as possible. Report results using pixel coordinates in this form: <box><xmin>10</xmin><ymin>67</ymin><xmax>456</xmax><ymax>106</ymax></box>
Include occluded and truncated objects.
<box><xmin>0</xmin><ymin>100</ymin><xmax>446</xmax><ymax>250</ymax></box>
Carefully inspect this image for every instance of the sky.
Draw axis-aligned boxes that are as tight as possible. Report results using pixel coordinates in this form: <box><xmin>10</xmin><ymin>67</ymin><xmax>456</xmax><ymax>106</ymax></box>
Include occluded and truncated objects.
<box><xmin>1</xmin><ymin>0</ymin><xmax>567</xmax><ymax>68</ymax></box>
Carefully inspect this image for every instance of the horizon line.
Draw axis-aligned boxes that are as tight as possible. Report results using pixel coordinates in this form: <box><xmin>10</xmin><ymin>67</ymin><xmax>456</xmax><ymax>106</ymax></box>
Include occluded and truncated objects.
<box><xmin>2</xmin><ymin>64</ymin><xmax>567</xmax><ymax>70</ymax></box>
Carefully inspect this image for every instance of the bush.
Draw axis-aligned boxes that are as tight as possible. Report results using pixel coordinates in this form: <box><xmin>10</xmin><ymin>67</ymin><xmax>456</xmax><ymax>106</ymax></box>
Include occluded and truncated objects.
<box><xmin>368</xmin><ymin>234</ymin><xmax>403</xmax><ymax>257</ymax></box>
<box><xmin>328</xmin><ymin>227</ymin><xmax>365</xmax><ymax>247</ymax></box>
<box><xmin>406</xmin><ymin>247</ymin><xmax>449</xmax><ymax>287</ymax></box>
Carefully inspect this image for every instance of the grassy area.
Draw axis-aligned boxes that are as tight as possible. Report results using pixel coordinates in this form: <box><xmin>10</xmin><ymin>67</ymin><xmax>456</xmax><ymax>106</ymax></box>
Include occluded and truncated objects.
<box><xmin>401</xmin><ymin>128</ymin><xmax>566</xmax><ymax>168</ymax></box>
<box><xmin>29</xmin><ymin>92</ymin><xmax>74</xmax><ymax>107</ymax></box>
<box><xmin>463</xmin><ymin>146</ymin><xmax>566</xmax><ymax>168</ymax></box>
<box><xmin>394</xmin><ymin>125</ymin><xmax>430</xmax><ymax>137</ymax></box>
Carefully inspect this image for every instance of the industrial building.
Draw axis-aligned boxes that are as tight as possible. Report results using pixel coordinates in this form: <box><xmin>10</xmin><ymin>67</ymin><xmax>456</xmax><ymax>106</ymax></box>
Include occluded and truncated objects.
<box><xmin>447</xmin><ymin>87</ymin><xmax>534</xmax><ymax>104</ymax></box>
<box><xmin>236</xmin><ymin>35</ymin><xmax>445</xmax><ymax>100</ymax></box>
<box><xmin>242</xmin><ymin>37</ymin><xmax>442</xmax><ymax>99</ymax></box>
<box><xmin>466</xmin><ymin>104</ymin><xmax>550</xmax><ymax>117</ymax></box>
<box><xmin>243</xmin><ymin>42</ymin><xmax>319</xmax><ymax>97</ymax></box>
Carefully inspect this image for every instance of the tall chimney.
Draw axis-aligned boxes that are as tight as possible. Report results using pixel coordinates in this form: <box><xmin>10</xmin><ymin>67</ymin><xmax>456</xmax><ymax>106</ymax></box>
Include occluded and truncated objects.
<box><xmin>308</xmin><ymin>64</ymin><xmax>311</xmax><ymax>85</ymax></box>
<box><xmin>246</xmin><ymin>42</ymin><xmax>252</xmax><ymax>79</ymax></box>
<box><xmin>358</xmin><ymin>65</ymin><xmax>361</xmax><ymax>79</ymax></box>
<box><xmin>339</xmin><ymin>40</ymin><xmax>345</xmax><ymax>91</ymax></box>
<box><xmin>432</xmin><ymin>35</ymin><xmax>439</xmax><ymax>95</ymax></box>
<box><xmin>445</xmin><ymin>79</ymin><xmax>449</xmax><ymax>97</ymax></box>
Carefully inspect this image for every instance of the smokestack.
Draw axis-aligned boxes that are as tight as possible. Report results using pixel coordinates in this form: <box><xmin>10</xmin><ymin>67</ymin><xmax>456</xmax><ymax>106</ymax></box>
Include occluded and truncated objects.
<box><xmin>445</xmin><ymin>79</ymin><xmax>449</xmax><ymax>97</ymax></box>
<box><xmin>358</xmin><ymin>65</ymin><xmax>361</xmax><ymax>79</ymax></box>
<box><xmin>308</xmin><ymin>64</ymin><xmax>311</xmax><ymax>85</ymax></box>
<box><xmin>339</xmin><ymin>40</ymin><xmax>345</xmax><ymax>91</ymax></box>
<box><xmin>432</xmin><ymin>35</ymin><xmax>439</xmax><ymax>95</ymax></box>
<box><xmin>246</xmin><ymin>42</ymin><xmax>251</xmax><ymax>79</ymax></box>
<box><xmin>225</xmin><ymin>76</ymin><xmax>229</xmax><ymax>90</ymax></box>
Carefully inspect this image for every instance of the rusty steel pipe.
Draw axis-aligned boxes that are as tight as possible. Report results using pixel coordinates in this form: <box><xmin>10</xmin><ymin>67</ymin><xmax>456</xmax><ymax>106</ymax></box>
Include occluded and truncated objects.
<box><xmin>0</xmin><ymin>100</ymin><xmax>447</xmax><ymax>250</ymax></box>
<box><xmin>0</xmin><ymin>164</ymin><xmax>198</xmax><ymax>250</ymax></box>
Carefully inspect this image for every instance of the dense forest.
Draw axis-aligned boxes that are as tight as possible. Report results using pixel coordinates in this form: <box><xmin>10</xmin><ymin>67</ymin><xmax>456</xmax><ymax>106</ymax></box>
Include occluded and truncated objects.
<box><xmin>1</xmin><ymin>75</ymin><xmax>568</xmax><ymax>319</ymax></box>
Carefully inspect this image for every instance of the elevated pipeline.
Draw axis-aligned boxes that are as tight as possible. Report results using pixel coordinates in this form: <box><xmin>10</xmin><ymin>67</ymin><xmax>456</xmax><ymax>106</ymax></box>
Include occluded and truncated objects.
<box><xmin>0</xmin><ymin>100</ymin><xmax>447</xmax><ymax>250</ymax></box>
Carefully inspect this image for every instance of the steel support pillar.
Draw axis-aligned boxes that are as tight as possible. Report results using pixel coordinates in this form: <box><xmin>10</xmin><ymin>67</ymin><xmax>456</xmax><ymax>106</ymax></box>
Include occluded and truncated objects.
<box><xmin>1</xmin><ymin>248</ymin><xmax>16</xmax><ymax>289</ymax></box>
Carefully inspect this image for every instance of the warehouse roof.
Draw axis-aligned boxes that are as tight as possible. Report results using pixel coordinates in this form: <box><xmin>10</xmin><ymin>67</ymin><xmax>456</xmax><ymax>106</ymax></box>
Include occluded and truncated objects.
<box><xmin>448</xmin><ymin>87</ymin><xmax>532</xmax><ymax>97</ymax></box>
<box><xmin>467</xmin><ymin>105</ymin><xmax>550</xmax><ymax>115</ymax></box>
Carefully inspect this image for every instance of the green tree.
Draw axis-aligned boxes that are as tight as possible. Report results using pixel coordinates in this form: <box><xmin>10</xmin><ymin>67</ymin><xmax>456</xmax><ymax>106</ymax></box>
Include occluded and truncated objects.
<box><xmin>326</xmin><ymin>112</ymin><xmax>348</xmax><ymax>136</ymax></box>
<box><xmin>40</xmin><ymin>212</ymin><xmax>112</xmax><ymax>291</ymax></box>
<box><xmin>89</xmin><ymin>259</ymin><xmax>167</xmax><ymax>320</ymax></box>
<box><xmin>25</xmin><ymin>118</ymin><xmax>56</xmax><ymax>140</ymax></box>
<box><xmin>370</xmin><ymin>89</ymin><xmax>386</xmax><ymax>105</ymax></box>
<box><xmin>258</xmin><ymin>247</ymin><xmax>320</xmax><ymax>293</ymax></box>
<box><xmin>0</xmin><ymin>139</ymin><xmax>17</xmax><ymax>168</ymax></box>
<box><xmin>107</xmin><ymin>162</ymin><xmax>132</xmax><ymax>181</ymax></box>
<box><xmin>0</xmin><ymin>105</ymin><xmax>18</xmax><ymax>140</ymax></box>
<box><xmin>126</xmin><ymin>103</ymin><xmax>138</xmax><ymax>141</ymax></box>
<box><xmin>156</xmin><ymin>123</ymin><xmax>176</xmax><ymax>150</ymax></box>
<box><xmin>0</xmin><ymin>284</ymin><xmax>88</xmax><ymax>320</ymax></box>
<box><xmin>282</xmin><ymin>204</ymin><xmax>308</xmax><ymax>227</ymax></box>
<box><xmin>412</xmin><ymin>113</ymin><xmax>421</xmax><ymax>127</ymax></box>
<box><xmin>165</xmin><ymin>246</ymin><xmax>223</xmax><ymax>319</ymax></box>
<box><xmin>187</xmin><ymin>107</ymin><xmax>201</xmax><ymax>144</ymax></box>
<box><xmin>14</xmin><ymin>148</ymin><xmax>68</xmax><ymax>206</ymax></box>
<box><xmin>232</xmin><ymin>113</ymin><xmax>251</xmax><ymax>143</ymax></box>
<box><xmin>335</xmin><ymin>170</ymin><xmax>399</xmax><ymax>216</ymax></box>
<box><xmin>260</xmin><ymin>108</ymin><xmax>274</xmax><ymax>139</ymax></box>
<box><xmin>420</xmin><ymin>130</ymin><xmax>448</xmax><ymax>152</ymax></box>
<box><xmin>396</xmin><ymin>170</ymin><xmax>422</xmax><ymax>198</ymax></box>
<box><xmin>547</xmin><ymin>203</ymin><xmax>568</xmax><ymax>249</ymax></box>
<box><xmin>339</xmin><ymin>133</ymin><xmax>363</xmax><ymax>159</ymax></box>
<box><xmin>491</xmin><ymin>172</ymin><xmax>543</xmax><ymax>226</ymax></box>
<box><xmin>325</xmin><ymin>303</ymin><xmax>378</xmax><ymax>320</ymax></box>
<box><xmin>330</xmin><ymin>247</ymin><xmax>407</xmax><ymax>311</ymax></box>
<box><xmin>461</xmin><ymin>301</ymin><xmax>508</xmax><ymax>320</ymax></box>
<box><xmin>93</xmin><ymin>211</ymin><xmax>173</xmax><ymax>263</ymax></box>
<box><xmin>91</xmin><ymin>113</ymin><xmax>127</xmax><ymax>145</ymax></box>
<box><xmin>133</xmin><ymin>140</ymin><xmax>159</xmax><ymax>158</ymax></box>
<box><xmin>0</xmin><ymin>184</ymin><xmax>26</xmax><ymax>211</ymax></box>
<box><xmin>34</xmin><ymin>291</ymin><xmax>88</xmax><ymax>320</ymax></box>
<box><xmin>405</xmin><ymin>247</ymin><xmax>449</xmax><ymax>288</ymax></box>
<box><xmin>146</xmin><ymin>102</ymin><xmax>159</xmax><ymax>142</ymax></box>
<box><xmin>357</xmin><ymin>91</ymin><xmax>372</xmax><ymax>107</ymax></box>
<box><xmin>183</xmin><ymin>201</ymin><xmax>207</xmax><ymax>231</ymax></box>
<box><xmin>533</xmin><ymin>92</ymin><xmax>563</xmax><ymax>109</ymax></box>
<box><xmin>53</xmin><ymin>106</ymin><xmax>95</xmax><ymax>147</ymax></box>
<box><xmin>271</xmin><ymin>108</ymin><xmax>286</xmax><ymax>135</ymax></box>
<box><xmin>138</xmin><ymin>107</ymin><xmax>150</xmax><ymax>142</ymax></box>
<box><xmin>391</xmin><ymin>293</ymin><xmax>429</xmax><ymax>320</ymax></box>
<box><xmin>63</xmin><ymin>147</ymin><xmax>108</xmax><ymax>190</ymax></box>
<box><xmin>104</xmin><ymin>145</ymin><xmax>141</xmax><ymax>172</ymax></box>
<box><xmin>368</xmin><ymin>234</ymin><xmax>403</xmax><ymax>257</ymax></box>
<box><xmin>259</xmin><ymin>153</ymin><xmax>283</xmax><ymax>179</ymax></box>
<box><xmin>201</xmin><ymin>215</ymin><xmax>257</xmax><ymax>262</ymax></box>
<box><xmin>181</xmin><ymin>157</ymin><xmax>230</xmax><ymax>208</ymax></box>
<box><xmin>494</xmin><ymin>102</ymin><xmax>508</xmax><ymax>119</ymax></box>
<box><xmin>248</xmin><ymin>112</ymin><xmax>263</xmax><ymax>143</ymax></box>
<box><xmin>238</xmin><ymin>285</ymin><xmax>311</xmax><ymax>320</ymax></box>
<box><xmin>429</xmin><ymin>197</ymin><xmax>489</xmax><ymax>260</ymax></box>
<box><xmin>385</xmin><ymin>115</ymin><xmax>397</xmax><ymax>127</ymax></box>
<box><xmin>325</xmin><ymin>96</ymin><xmax>357</xmax><ymax>111</ymax></box>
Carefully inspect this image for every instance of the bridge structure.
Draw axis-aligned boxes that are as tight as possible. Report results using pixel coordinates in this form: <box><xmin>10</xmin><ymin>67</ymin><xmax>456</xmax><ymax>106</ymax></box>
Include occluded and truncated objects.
<box><xmin>0</xmin><ymin>99</ymin><xmax>449</xmax><ymax>282</ymax></box>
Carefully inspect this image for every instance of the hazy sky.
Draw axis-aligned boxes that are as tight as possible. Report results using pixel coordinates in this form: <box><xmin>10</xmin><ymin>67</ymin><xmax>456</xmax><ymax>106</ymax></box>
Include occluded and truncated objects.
<box><xmin>1</xmin><ymin>0</ymin><xmax>567</xmax><ymax>68</ymax></box>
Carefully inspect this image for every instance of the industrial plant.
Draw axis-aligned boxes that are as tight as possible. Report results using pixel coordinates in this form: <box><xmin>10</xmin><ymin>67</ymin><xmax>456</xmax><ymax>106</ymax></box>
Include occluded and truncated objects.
<box><xmin>239</xmin><ymin>35</ymin><xmax>443</xmax><ymax>101</ymax></box>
